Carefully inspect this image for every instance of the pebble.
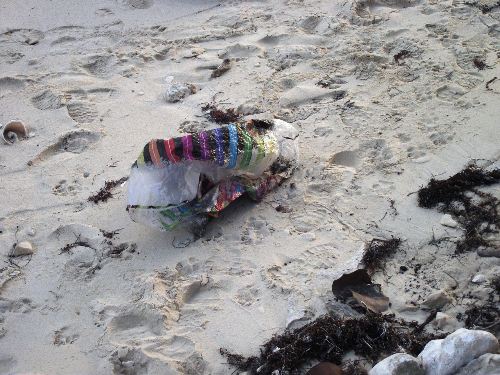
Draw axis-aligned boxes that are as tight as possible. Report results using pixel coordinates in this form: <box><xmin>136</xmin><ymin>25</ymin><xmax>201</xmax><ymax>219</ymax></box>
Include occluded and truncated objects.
<box><xmin>471</xmin><ymin>274</ymin><xmax>487</xmax><ymax>284</ymax></box>
<box><xmin>422</xmin><ymin>290</ymin><xmax>452</xmax><ymax>309</ymax></box>
<box><xmin>455</xmin><ymin>353</ymin><xmax>500</xmax><ymax>375</ymax></box>
<box><xmin>369</xmin><ymin>353</ymin><xmax>424</xmax><ymax>375</ymax></box>
<box><xmin>418</xmin><ymin>328</ymin><xmax>499</xmax><ymax>375</ymax></box>
<box><xmin>12</xmin><ymin>241</ymin><xmax>34</xmax><ymax>256</ymax></box>
<box><xmin>440</xmin><ymin>214</ymin><xmax>458</xmax><ymax>228</ymax></box>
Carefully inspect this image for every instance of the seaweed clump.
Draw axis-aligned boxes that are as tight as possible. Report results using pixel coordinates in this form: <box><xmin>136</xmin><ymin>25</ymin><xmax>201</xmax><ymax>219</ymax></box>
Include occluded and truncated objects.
<box><xmin>417</xmin><ymin>166</ymin><xmax>500</xmax><ymax>253</ymax></box>
<box><xmin>202</xmin><ymin>104</ymin><xmax>240</xmax><ymax>124</ymax></box>
<box><xmin>220</xmin><ymin>313</ymin><xmax>442</xmax><ymax>375</ymax></box>
<box><xmin>361</xmin><ymin>238</ymin><xmax>401</xmax><ymax>271</ymax></box>
<box><xmin>88</xmin><ymin>177</ymin><xmax>128</xmax><ymax>204</ymax></box>
<box><xmin>458</xmin><ymin>275</ymin><xmax>500</xmax><ymax>336</ymax></box>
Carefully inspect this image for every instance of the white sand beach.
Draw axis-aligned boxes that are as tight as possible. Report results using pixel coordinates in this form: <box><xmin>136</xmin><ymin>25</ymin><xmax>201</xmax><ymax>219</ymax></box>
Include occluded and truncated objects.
<box><xmin>0</xmin><ymin>0</ymin><xmax>499</xmax><ymax>374</ymax></box>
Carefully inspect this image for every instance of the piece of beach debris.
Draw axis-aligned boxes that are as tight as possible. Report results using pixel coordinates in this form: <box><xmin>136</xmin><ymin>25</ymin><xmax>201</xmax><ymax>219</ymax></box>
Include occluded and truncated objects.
<box><xmin>331</xmin><ymin>269</ymin><xmax>390</xmax><ymax>313</ymax></box>
<box><xmin>418</xmin><ymin>165</ymin><xmax>500</xmax><ymax>253</ymax></box>
<box><xmin>369</xmin><ymin>353</ymin><xmax>424</xmax><ymax>375</ymax></box>
<box><xmin>10</xmin><ymin>241</ymin><xmax>34</xmax><ymax>256</ymax></box>
<box><xmin>220</xmin><ymin>313</ymin><xmax>443</xmax><ymax>374</ymax></box>
<box><xmin>88</xmin><ymin>177</ymin><xmax>128</xmax><ymax>204</ymax></box>
<box><xmin>418</xmin><ymin>328</ymin><xmax>499</xmax><ymax>375</ymax></box>
<box><xmin>210</xmin><ymin>58</ymin><xmax>232</xmax><ymax>78</ymax></box>
<box><xmin>307</xmin><ymin>362</ymin><xmax>343</xmax><ymax>375</ymax></box>
<box><xmin>164</xmin><ymin>82</ymin><xmax>196</xmax><ymax>103</ymax></box>
<box><xmin>2</xmin><ymin>120</ymin><xmax>29</xmax><ymax>144</ymax></box>
<box><xmin>127</xmin><ymin>120</ymin><xmax>299</xmax><ymax>232</ymax></box>
<box><xmin>361</xmin><ymin>238</ymin><xmax>401</xmax><ymax>272</ymax></box>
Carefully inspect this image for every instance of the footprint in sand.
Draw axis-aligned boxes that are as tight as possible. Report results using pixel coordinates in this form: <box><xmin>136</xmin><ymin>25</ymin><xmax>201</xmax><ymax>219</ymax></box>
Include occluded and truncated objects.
<box><xmin>329</xmin><ymin>150</ymin><xmax>362</xmax><ymax>169</ymax></box>
<box><xmin>80</xmin><ymin>55</ymin><xmax>117</xmax><ymax>77</ymax></box>
<box><xmin>66</xmin><ymin>101</ymin><xmax>98</xmax><ymax>124</ymax></box>
<box><xmin>31</xmin><ymin>89</ymin><xmax>63</xmax><ymax>110</ymax></box>
<box><xmin>110</xmin><ymin>347</ymin><xmax>150</xmax><ymax>375</ymax></box>
<box><xmin>95</xmin><ymin>8</ymin><xmax>115</xmax><ymax>16</ymax></box>
<box><xmin>0</xmin><ymin>28</ymin><xmax>44</xmax><ymax>45</ymax></box>
<box><xmin>29</xmin><ymin>129</ymin><xmax>101</xmax><ymax>165</ymax></box>
<box><xmin>0</xmin><ymin>76</ymin><xmax>26</xmax><ymax>95</ymax></box>
<box><xmin>0</xmin><ymin>297</ymin><xmax>37</xmax><ymax>314</ymax></box>
<box><xmin>352</xmin><ymin>0</ymin><xmax>421</xmax><ymax>25</ymax></box>
<box><xmin>53</xmin><ymin>326</ymin><xmax>79</xmax><ymax>346</ymax></box>
<box><xmin>436</xmin><ymin>84</ymin><xmax>467</xmax><ymax>101</ymax></box>
<box><xmin>0</xmin><ymin>355</ymin><xmax>15</xmax><ymax>374</ymax></box>
<box><xmin>52</xmin><ymin>179</ymin><xmax>81</xmax><ymax>196</ymax></box>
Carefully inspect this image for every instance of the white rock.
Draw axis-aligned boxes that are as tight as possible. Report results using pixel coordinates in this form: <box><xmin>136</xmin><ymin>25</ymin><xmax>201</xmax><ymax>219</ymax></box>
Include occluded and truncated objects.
<box><xmin>164</xmin><ymin>83</ymin><xmax>195</xmax><ymax>103</ymax></box>
<box><xmin>12</xmin><ymin>241</ymin><xmax>34</xmax><ymax>256</ymax></box>
<box><xmin>455</xmin><ymin>353</ymin><xmax>500</xmax><ymax>375</ymax></box>
<box><xmin>471</xmin><ymin>274</ymin><xmax>487</xmax><ymax>284</ymax></box>
<box><xmin>369</xmin><ymin>353</ymin><xmax>425</xmax><ymax>375</ymax></box>
<box><xmin>418</xmin><ymin>328</ymin><xmax>499</xmax><ymax>375</ymax></box>
<box><xmin>440</xmin><ymin>214</ymin><xmax>458</xmax><ymax>228</ymax></box>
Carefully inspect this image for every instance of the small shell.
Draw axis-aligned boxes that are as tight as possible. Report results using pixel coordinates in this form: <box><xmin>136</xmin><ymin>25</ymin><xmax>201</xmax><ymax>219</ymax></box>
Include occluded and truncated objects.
<box><xmin>2</xmin><ymin>120</ymin><xmax>29</xmax><ymax>144</ymax></box>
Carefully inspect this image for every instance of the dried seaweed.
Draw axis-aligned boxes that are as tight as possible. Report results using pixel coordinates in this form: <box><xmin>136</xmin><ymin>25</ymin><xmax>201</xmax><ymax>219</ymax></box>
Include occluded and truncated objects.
<box><xmin>417</xmin><ymin>166</ymin><xmax>500</xmax><ymax>253</ymax></box>
<box><xmin>220</xmin><ymin>313</ymin><xmax>442</xmax><ymax>375</ymax></box>
<box><xmin>459</xmin><ymin>303</ymin><xmax>500</xmax><ymax>336</ymax></box>
<box><xmin>59</xmin><ymin>238</ymin><xmax>94</xmax><ymax>254</ymax></box>
<box><xmin>362</xmin><ymin>238</ymin><xmax>401</xmax><ymax>271</ymax></box>
<box><xmin>203</xmin><ymin>104</ymin><xmax>240</xmax><ymax>124</ymax></box>
<box><xmin>88</xmin><ymin>177</ymin><xmax>128</xmax><ymax>204</ymax></box>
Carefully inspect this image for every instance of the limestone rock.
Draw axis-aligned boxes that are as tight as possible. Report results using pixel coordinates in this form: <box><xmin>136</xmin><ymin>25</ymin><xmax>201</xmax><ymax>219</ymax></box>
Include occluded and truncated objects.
<box><xmin>418</xmin><ymin>328</ymin><xmax>499</xmax><ymax>375</ymax></box>
<box><xmin>369</xmin><ymin>353</ymin><xmax>424</xmax><ymax>375</ymax></box>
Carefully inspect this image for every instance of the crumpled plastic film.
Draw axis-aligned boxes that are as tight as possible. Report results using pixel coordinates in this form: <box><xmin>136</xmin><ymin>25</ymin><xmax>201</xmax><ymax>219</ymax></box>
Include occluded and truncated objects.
<box><xmin>126</xmin><ymin>119</ymin><xmax>299</xmax><ymax>231</ymax></box>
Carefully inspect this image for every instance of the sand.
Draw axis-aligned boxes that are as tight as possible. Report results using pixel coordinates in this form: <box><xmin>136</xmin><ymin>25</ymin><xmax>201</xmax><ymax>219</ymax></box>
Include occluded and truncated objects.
<box><xmin>0</xmin><ymin>0</ymin><xmax>499</xmax><ymax>374</ymax></box>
